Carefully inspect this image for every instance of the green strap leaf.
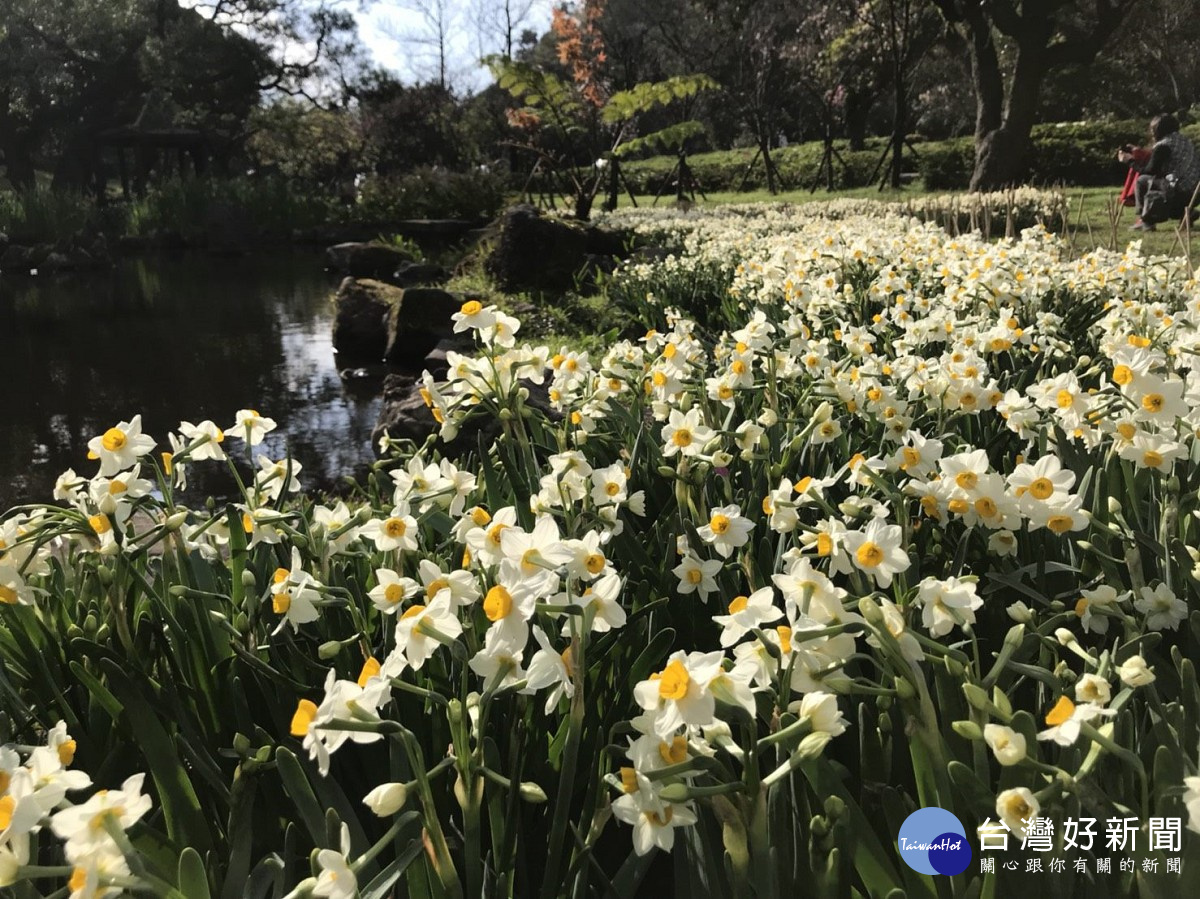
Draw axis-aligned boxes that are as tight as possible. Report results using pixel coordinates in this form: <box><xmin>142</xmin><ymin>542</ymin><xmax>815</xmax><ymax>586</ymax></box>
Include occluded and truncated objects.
<box><xmin>178</xmin><ymin>847</ymin><xmax>212</xmax><ymax>899</ymax></box>
<box><xmin>99</xmin><ymin>658</ymin><xmax>213</xmax><ymax>854</ymax></box>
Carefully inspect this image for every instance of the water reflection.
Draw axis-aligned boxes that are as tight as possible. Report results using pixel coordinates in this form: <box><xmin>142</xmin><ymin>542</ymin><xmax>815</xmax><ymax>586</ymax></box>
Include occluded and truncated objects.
<box><xmin>0</xmin><ymin>252</ymin><xmax>381</xmax><ymax>508</ymax></box>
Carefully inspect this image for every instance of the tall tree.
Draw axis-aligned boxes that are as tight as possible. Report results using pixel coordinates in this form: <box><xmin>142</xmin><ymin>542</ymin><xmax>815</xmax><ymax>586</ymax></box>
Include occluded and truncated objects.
<box><xmin>473</xmin><ymin>0</ymin><xmax>538</xmax><ymax>61</ymax></box>
<box><xmin>0</xmin><ymin>0</ymin><xmax>355</xmax><ymax>190</ymax></box>
<box><xmin>385</xmin><ymin>0</ymin><xmax>458</xmax><ymax>90</ymax></box>
<box><xmin>845</xmin><ymin>0</ymin><xmax>938</xmax><ymax>187</ymax></box>
<box><xmin>930</xmin><ymin>0</ymin><xmax>1137</xmax><ymax>190</ymax></box>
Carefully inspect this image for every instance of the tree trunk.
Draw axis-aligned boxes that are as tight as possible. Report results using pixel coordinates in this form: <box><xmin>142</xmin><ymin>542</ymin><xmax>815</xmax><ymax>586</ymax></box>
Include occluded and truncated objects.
<box><xmin>573</xmin><ymin>185</ymin><xmax>594</xmax><ymax>220</ymax></box>
<box><xmin>969</xmin><ymin>42</ymin><xmax>1045</xmax><ymax>191</ymax></box>
<box><xmin>758</xmin><ymin>130</ymin><xmax>777</xmax><ymax>195</ymax></box>
<box><xmin>970</xmin><ymin>126</ymin><xmax>1033</xmax><ymax>190</ymax></box>
<box><xmin>845</xmin><ymin>91</ymin><xmax>871</xmax><ymax>152</ymax></box>
<box><xmin>51</xmin><ymin>132</ymin><xmax>96</xmax><ymax>192</ymax></box>
<box><xmin>889</xmin><ymin>65</ymin><xmax>905</xmax><ymax>188</ymax></box>
<box><xmin>1</xmin><ymin>136</ymin><xmax>37</xmax><ymax>190</ymax></box>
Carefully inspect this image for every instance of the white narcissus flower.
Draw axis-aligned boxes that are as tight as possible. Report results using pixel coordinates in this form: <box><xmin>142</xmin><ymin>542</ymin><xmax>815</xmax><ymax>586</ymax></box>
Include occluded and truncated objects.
<box><xmin>26</xmin><ymin>722</ymin><xmax>91</xmax><ymax>813</ymax></box>
<box><xmin>468</xmin><ymin>626</ymin><xmax>527</xmax><ymax>689</ymax></box>
<box><xmin>177</xmin><ymin>420</ymin><xmax>227</xmax><ymax>461</ymax></box>
<box><xmin>793</xmin><ymin>691</ymin><xmax>849</xmax><ymax>737</ymax></box>
<box><xmin>293</xmin><ymin>667</ymin><xmax>390</xmax><ymax>776</ymax></box>
<box><xmin>983</xmin><ymin>724</ymin><xmax>1026</xmax><ymax>766</ymax></box>
<box><xmin>50</xmin><ymin>773</ymin><xmax>153</xmax><ymax>859</ymax></box>
<box><xmin>270</xmin><ymin>549</ymin><xmax>322</xmax><ymax>632</ymax></box>
<box><xmin>86</xmin><ymin>415</ymin><xmax>157</xmax><ymax>477</ymax></box>
<box><xmin>1117</xmin><ymin>654</ymin><xmax>1155</xmax><ymax>687</ymax></box>
<box><xmin>230</xmin><ymin>409</ymin><xmax>277</xmax><ymax>446</ymax></box>
<box><xmin>481</xmin><ymin>566</ymin><xmax>538</xmax><ymax>646</ymax></box>
<box><xmin>1118</xmin><ymin>434</ymin><xmax>1186</xmax><ymax>472</ymax></box>
<box><xmin>367</xmin><ymin>569</ymin><xmax>419</xmax><ymax>615</ymax></box>
<box><xmin>987</xmin><ymin>529</ymin><xmax>1019</xmax><ymax>557</ymax></box>
<box><xmin>523</xmin><ymin>626</ymin><xmax>575</xmax><ymax>714</ymax></box>
<box><xmin>995</xmin><ymin>787</ymin><xmax>1039</xmax><ymax>839</ymax></box>
<box><xmin>660</xmin><ymin>407</ymin><xmax>715</xmax><ymax>458</ymax></box>
<box><xmin>632</xmin><ymin>650</ymin><xmax>724</xmax><ymax>738</ymax></box>
<box><xmin>1185</xmin><ymin>777</ymin><xmax>1200</xmax><ymax>835</ymax></box>
<box><xmin>864</xmin><ymin>598</ymin><xmax>923</xmax><ymax>663</ymax></box>
<box><xmin>313</xmin><ymin>824</ymin><xmax>357</xmax><ymax>899</ymax></box>
<box><xmin>413</xmin><ymin>559</ymin><xmax>479</xmax><ymax>609</ymax></box>
<box><xmin>1134</xmin><ymin>583</ymin><xmax>1187</xmax><ymax>631</ymax></box>
<box><xmin>1036</xmin><ymin>695</ymin><xmax>1115</xmax><ymax>747</ymax></box>
<box><xmin>1007</xmin><ymin>454</ymin><xmax>1074</xmax><ymax>510</ymax></box>
<box><xmin>590</xmin><ymin>463</ymin><xmax>629</xmax><ymax>506</ymax></box>
<box><xmin>89</xmin><ymin>466</ymin><xmax>154</xmax><ymax>520</ymax></box>
<box><xmin>916</xmin><ymin>576</ymin><xmax>982</xmax><ymax>637</ymax></box>
<box><xmin>254</xmin><ymin>455</ymin><xmax>302</xmax><ymax>501</ymax></box>
<box><xmin>672</xmin><ymin>554</ymin><xmax>722</xmax><ymax>598</ymax></box>
<box><xmin>611</xmin><ymin>787</ymin><xmax>698</xmax><ymax>855</ymax></box>
<box><xmin>313</xmin><ymin>501</ymin><xmax>361</xmax><ymax>555</ymax></box>
<box><xmin>570</xmin><ymin>571</ymin><xmax>627</xmax><ymax>634</ymax></box>
<box><xmin>561</xmin><ymin>531</ymin><xmax>613</xmax><ymax>582</ymax></box>
<box><xmin>697</xmin><ymin>505</ymin><xmax>754</xmax><ymax>558</ymax></box>
<box><xmin>0</xmin><ymin>565</ymin><xmax>33</xmax><ymax>608</ymax></box>
<box><xmin>451</xmin><ymin>298</ymin><xmax>497</xmax><ymax>334</ymax></box>
<box><xmin>0</xmin><ymin>769</ymin><xmax>43</xmax><ymax>859</ymax></box>
<box><xmin>53</xmin><ymin>468</ymin><xmax>85</xmax><ymax>504</ymax></box>
<box><xmin>1074</xmin><ymin>584</ymin><xmax>1125</xmax><ymax>635</ymax></box>
<box><xmin>392</xmin><ymin>592</ymin><xmax>463</xmax><ymax>671</ymax></box>
<box><xmin>1074</xmin><ymin>673</ymin><xmax>1111</xmax><ymax>706</ymax></box>
<box><xmin>390</xmin><ymin>456</ymin><xmax>452</xmax><ymax>512</ymax></box>
<box><xmin>369</xmin><ymin>506</ymin><xmax>419</xmax><ymax>553</ymax></box>
<box><xmin>841</xmin><ymin>518</ymin><xmax>910</xmax><ymax>588</ymax></box>
<box><xmin>464</xmin><ymin>505</ymin><xmax>519</xmax><ymax>568</ymax></box>
<box><xmin>712</xmin><ymin>587</ymin><xmax>781</xmax><ymax>647</ymax></box>
<box><xmin>499</xmin><ymin>516</ymin><xmax>571</xmax><ymax>597</ymax></box>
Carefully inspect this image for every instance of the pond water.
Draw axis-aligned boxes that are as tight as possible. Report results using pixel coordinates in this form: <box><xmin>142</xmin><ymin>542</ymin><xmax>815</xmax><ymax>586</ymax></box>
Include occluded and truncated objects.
<box><xmin>0</xmin><ymin>252</ymin><xmax>381</xmax><ymax>509</ymax></box>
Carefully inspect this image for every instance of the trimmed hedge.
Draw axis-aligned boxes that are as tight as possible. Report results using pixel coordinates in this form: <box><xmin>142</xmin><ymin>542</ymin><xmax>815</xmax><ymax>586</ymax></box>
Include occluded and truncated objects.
<box><xmin>617</xmin><ymin>119</ymin><xmax>1200</xmax><ymax>193</ymax></box>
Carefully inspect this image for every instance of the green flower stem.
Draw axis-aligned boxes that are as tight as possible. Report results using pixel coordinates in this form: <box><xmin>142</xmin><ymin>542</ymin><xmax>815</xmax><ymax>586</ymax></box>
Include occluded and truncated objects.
<box><xmin>14</xmin><ymin>865</ymin><xmax>74</xmax><ymax>879</ymax></box>
<box><xmin>352</xmin><ymin>811</ymin><xmax>420</xmax><ymax>874</ymax></box>
<box><xmin>396</xmin><ymin>729</ymin><xmax>462</xmax><ymax>898</ymax></box>
<box><xmin>538</xmin><ymin>627</ymin><xmax>586</xmax><ymax>899</ymax></box>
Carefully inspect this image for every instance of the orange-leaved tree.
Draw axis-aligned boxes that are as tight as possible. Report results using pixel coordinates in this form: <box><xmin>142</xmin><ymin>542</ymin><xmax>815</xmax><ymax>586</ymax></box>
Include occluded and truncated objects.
<box><xmin>487</xmin><ymin>0</ymin><xmax>715</xmax><ymax>219</ymax></box>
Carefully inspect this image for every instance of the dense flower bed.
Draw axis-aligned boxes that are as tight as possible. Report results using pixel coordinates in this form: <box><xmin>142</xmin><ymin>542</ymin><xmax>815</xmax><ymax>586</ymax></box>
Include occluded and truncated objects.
<box><xmin>1</xmin><ymin>202</ymin><xmax>1198</xmax><ymax>897</ymax></box>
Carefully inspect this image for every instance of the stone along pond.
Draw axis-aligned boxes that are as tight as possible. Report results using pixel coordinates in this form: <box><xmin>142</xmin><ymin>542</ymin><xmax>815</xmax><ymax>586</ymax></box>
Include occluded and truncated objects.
<box><xmin>0</xmin><ymin>252</ymin><xmax>382</xmax><ymax>508</ymax></box>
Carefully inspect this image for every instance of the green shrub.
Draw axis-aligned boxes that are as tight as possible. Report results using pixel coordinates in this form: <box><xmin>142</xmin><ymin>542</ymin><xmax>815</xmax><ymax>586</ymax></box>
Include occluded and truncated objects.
<box><xmin>127</xmin><ymin>177</ymin><xmax>341</xmax><ymax>241</ymax></box>
<box><xmin>914</xmin><ymin>136</ymin><xmax>974</xmax><ymax>190</ymax></box>
<box><xmin>615</xmin><ymin>119</ymin><xmax>1200</xmax><ymax>194</ymax></box>
<box><xmin>0</xmin><ymin>188</ymin><xmax>120</xmax><ymax>244</ymax></box>
<box><xmin>612</xmin><ymin>143</ymin><xmax>889</xmax><ymax>196</ymax></box>
<box><xmin>356</xmin><ymin>167</ymin><xmax>507</xmax><ymax>222</ymax></box>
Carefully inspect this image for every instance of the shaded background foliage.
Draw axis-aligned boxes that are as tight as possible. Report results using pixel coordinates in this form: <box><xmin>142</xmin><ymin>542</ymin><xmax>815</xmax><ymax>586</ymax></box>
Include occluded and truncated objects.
<box><xmin>6</xmin><ymin>0</ymin><xmax>1200</xmax><ymax>219</ymax></box>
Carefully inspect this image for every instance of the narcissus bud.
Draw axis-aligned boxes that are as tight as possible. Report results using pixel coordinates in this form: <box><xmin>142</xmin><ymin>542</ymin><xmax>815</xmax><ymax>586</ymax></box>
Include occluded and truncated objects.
<box><xmin>363</xmin><ymin>782</ymin><xmax>409</xmax><ymax>816</ymax></box>
<box><xmin>952</xmin><ymin>720</ymin><xmax>983</xmax><ymax>741</ymax></box>
<box><xmin>519</xmin><ymin>782</ymin><xmax>548</xmax><ymax>803</ymax></box>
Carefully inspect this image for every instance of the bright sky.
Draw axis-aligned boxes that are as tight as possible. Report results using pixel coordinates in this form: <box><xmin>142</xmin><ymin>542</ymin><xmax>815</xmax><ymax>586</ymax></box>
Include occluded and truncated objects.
<box><xmin>345</xmin><ymin>0</ymin><xmax>555</xmax><ymax>91</ymax></box>
<box><xmin>183</xmin><ymin>0</ymin><xmax>555</xmax><ymax>94</ymax></box>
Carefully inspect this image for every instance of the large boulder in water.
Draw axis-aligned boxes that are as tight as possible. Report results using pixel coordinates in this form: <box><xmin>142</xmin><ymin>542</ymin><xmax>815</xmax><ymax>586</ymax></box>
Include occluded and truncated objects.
<box><xmin>483</xmin><ymin>205</ymin><xmax>630</xmax><ymax>293</ymax></box>
<box><xmin>332</xmin><ymin>278</ymin><xmax>463</xmax><ymax>367</ymax></box>
<box><xmin>382</xmin><ymin>287</ymin><xmax>462</xmax><ymax>367</ymax></box>
<box><xmin>326</xmin><ymin>241</ymin><xmax>414</xmax><ymax>278</ymax></box>
<box><xmin>332</xmin><ymin>277</ymin><xmax>399</xmax><ymax>362</ymax></box>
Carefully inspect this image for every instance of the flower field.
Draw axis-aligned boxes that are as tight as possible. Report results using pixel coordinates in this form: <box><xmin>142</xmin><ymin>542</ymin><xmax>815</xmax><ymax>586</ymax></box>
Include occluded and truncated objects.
<box><xmin>2</xmin><ymin>194</ymin><xmax>1199</xmax><ymax>897</ymax></box>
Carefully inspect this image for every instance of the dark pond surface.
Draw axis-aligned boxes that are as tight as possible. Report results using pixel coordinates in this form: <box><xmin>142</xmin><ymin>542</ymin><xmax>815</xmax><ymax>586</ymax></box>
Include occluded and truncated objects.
<box><xmin>0</xmin><ymin>252</ymin><xmax>381</xmax><ymax>509</ymax></box>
